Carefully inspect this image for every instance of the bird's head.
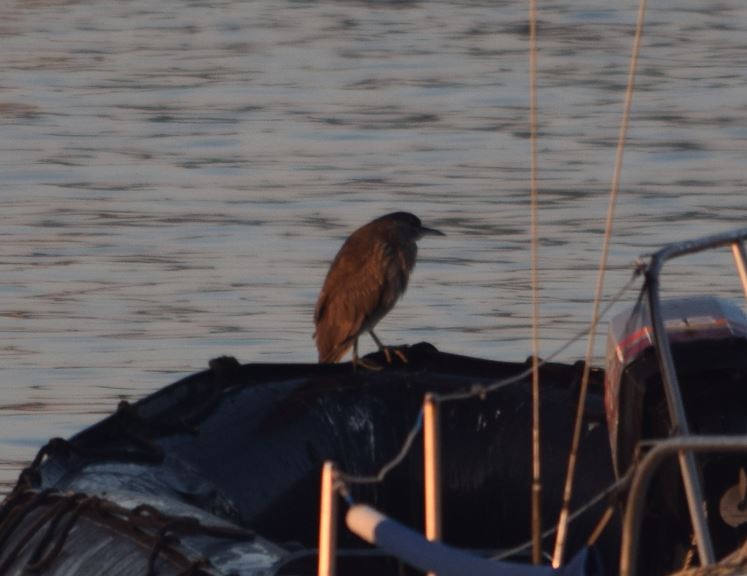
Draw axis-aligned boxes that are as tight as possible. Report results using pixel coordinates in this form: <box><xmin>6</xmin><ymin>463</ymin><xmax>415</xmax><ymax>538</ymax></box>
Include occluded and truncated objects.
<box><xmin>376</xmin><ymin>212</ymin><xmax>445</xmax><ymax>240</ymax></box>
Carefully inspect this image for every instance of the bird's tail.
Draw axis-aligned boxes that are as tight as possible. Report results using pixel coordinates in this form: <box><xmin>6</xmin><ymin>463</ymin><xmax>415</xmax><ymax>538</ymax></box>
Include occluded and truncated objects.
<box><xmin>316</xmin><ymin>334</ymin><xmax>352</xmax><ymax>364</ymax></box>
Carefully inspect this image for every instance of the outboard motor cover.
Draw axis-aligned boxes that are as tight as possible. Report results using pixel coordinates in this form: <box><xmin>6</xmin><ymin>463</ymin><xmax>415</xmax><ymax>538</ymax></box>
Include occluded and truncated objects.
<box><xmin>605</xmin><ymin>295</ymin><xmax>747</xmax><ymax>567</ymax></box>
<box><xmin>605</xmin><ymin>295</ymin><xmax>747</xmax><ymax>477</ymax></box>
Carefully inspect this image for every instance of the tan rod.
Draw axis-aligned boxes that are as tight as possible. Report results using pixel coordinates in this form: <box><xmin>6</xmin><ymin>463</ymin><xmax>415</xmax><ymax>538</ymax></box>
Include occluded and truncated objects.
<box><xmin>318</xmin><ymin>461</ymin><xmax>339</xmax><ymax>576</ymax></box>
<box><xmin>423</xmin><ymin>394</ymin><xmax>442</xmax><ymax>576</ymax></box>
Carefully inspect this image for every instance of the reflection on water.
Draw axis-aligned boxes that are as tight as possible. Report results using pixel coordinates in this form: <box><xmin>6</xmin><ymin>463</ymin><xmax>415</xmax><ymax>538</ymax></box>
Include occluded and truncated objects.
<box><xmin>1</xmin><ymin>0</ymin><xmax>746</xmax><ymax>494</ymax></box>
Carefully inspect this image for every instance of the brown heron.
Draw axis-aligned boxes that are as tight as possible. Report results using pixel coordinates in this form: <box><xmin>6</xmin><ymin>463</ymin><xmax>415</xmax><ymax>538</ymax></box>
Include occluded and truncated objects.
<box><xmin>314</xmin><ymin>212</ymin><xmax>444</xmax><ymax>368</ymax></box>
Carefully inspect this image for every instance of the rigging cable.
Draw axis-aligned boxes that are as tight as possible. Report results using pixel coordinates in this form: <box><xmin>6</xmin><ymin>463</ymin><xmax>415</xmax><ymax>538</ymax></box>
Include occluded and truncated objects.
<box><xmin>551</xmin><ymin>0</ymin><xmax>649</xmax><ymax>566</ymax></box>
<box><xmin>336</xmin><ymin>269</ymin><xmax>643</xmax><ymax>488</ymax></box>
<box><xmin>527</xmin><ymin>0</ymin><xmax>542</xmax><ymax>565</ymax></box>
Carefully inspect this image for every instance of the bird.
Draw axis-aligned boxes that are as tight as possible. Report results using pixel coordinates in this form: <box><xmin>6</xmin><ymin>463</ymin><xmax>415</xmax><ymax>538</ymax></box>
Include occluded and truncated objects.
<box><xmin>314</xmin><ymin>211</ymin><xmax>444</xmax><ymax>368</ymax></box>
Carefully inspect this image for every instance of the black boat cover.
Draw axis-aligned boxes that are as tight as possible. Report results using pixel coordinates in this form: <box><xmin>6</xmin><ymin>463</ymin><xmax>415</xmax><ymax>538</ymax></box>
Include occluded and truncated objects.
<box><xmin>0</xmin><ymin>343</ymin><xmax>618</xmax><ymax>575</ymax></box>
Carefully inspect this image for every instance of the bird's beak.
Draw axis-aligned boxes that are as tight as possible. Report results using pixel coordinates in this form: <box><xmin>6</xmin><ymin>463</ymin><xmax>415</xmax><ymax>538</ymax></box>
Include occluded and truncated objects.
<box><xmin>421</xmin><ymin>225</ymin><xmax>445</xmax><ymax>237</ymax></box>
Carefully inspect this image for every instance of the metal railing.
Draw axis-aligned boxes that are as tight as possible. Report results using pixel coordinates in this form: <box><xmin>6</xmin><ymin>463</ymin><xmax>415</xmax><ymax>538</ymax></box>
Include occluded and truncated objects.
<box><xmin>317</xmin><ymin>393</ymin><xmax>443</xmax><ymax>576</ymax></box>
<box><xmin>643</xmin><ymin>226</ymin><xmax>747</xmax><ymax>566</ymax></box>
<box><xmin>620</xmin><ymin>436</ymin><xmax>747</xmax><ymax>576</ymax></box>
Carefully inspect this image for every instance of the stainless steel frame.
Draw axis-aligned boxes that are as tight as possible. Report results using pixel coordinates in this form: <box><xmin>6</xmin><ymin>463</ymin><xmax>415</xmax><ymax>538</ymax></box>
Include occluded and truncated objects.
<box><xmin>620</xmin><ymin>436</ymin><xmax>747</xmax><ymax>576</ymax></box>
<box><xmin>640</xmin><ymin>226</ymin><xmax>747</xmax><ymax>568</ymax></box>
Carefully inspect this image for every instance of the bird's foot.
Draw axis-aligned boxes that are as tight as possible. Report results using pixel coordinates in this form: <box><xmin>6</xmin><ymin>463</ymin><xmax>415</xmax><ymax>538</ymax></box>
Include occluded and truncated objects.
<box><xmin>352</xmin><ymin>356</ymin><xmax>383</xmax><ymax>372</ymax></box>
<box><xmin>382</xmin><ymin>346</ymin><xmax>408</xmax><ymax>365</ymax></box>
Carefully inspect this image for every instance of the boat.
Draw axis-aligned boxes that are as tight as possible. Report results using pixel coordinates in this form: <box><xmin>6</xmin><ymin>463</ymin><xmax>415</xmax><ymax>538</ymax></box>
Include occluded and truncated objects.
<box><xmin>1</xmin><ymin>227</ymin><xmax>747</xmax><ymax>575</ymax></box>
<box><xmin>0</xmin><ymin>343</ymin><xmax>614</xmax><ymax>575</ymax></box>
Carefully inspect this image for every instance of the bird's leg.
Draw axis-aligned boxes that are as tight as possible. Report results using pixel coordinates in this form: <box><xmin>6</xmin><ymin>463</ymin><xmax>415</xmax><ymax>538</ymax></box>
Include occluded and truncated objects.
<box><xmin>352</xmin><ymin>337</ymin><xmax>381</xmax><ymax>371</ymax></box>
<box><xmin>368</xmin><ymin>330</ymin><xmax>408</xmax><ymax>364</ymax></box>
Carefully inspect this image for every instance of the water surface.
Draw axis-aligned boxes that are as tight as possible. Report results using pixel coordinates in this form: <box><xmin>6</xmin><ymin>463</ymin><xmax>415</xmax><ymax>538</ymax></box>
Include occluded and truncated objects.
<box><xmin>1</xmin><ymin>0</ymin><xmax>746</xmax><ymax>494</ymax></box>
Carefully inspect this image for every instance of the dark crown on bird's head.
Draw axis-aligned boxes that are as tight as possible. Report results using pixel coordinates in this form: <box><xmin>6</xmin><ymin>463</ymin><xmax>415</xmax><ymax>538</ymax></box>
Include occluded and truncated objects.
<box><xmin>375</xmin><ymin>212</ymin><xmax>422</xmax><ymax>228</ymax></box>
<box><xmin>370</xmin><ymin>212</ymin><xmax>444</xmax><ymax>240</ymax></box>
<box><xmin>374</xmin><ymin>212</ymin><xmax>423</xmax><ymax>230</ymax></box>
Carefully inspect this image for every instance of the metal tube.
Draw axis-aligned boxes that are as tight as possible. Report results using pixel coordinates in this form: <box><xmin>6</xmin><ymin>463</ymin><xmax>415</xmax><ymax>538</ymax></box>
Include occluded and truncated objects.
<box><xmin>637</xmin><ymin>225</ymin><xmax>747</xmax><ymax>567</ymax></box>
<box><xmin>318</xmin><ymin>461</ymin><xmax>339</xmax><ymax>576</ymax></box>
<box><xmin>620</xmin><ymin>436</ymin><xmax>747</xmax><ymax>576</ymax></box>
<box><xmin>731</xmin><ymin>241</ymin><xmax>747</xmax><ymax>302</ymax></box>
<box><xmin>645</xmin><ymin>267</ymin><xmax>715</xmax><ymax>566</ymax></box>
<box><xmin>652</xmin><ymin>226</ymin><xmax>747</xmax><ymax>264</ymax></box>
<box><xmin>423</xmin><ymin>394</ymin><xmax>442</xmax><ymax>562</ymax></box>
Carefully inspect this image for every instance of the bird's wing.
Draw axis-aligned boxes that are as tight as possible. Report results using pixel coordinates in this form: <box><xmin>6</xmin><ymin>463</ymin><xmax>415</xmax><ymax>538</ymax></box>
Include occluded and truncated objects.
<box><xmin>314</xmin><ymin>237</ymin><xmax>394</xmax><ymax>362</ymax></box>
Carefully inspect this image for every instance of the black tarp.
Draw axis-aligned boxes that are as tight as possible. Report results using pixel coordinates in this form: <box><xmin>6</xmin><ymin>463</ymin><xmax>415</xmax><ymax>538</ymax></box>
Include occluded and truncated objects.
<box><xmin>0</xmin><ymin>343</ymin><xmax>619</xmax><ymax>575</ymax></box>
